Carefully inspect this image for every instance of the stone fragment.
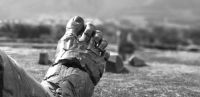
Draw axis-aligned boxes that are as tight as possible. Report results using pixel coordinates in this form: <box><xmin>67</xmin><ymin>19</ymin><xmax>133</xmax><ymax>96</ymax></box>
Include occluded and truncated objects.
<box><xmin>106</xmin><ymin>53</ymin><xmax>124</xmax><ymax>73</ymax></box>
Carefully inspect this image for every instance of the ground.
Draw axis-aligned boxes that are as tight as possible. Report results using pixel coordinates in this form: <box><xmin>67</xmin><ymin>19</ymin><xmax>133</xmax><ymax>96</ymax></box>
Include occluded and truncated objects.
<box><xmin>1</xmin><ymin>46</ymin><xmax>200</xmax><ymax>97</ymax></box>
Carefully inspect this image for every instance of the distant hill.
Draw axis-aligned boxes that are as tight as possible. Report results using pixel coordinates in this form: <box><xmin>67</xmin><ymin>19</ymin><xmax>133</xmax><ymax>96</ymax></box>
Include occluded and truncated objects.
<box><xmin>0</xmin><ymin>0</ymin><xmax>200</xmax><ymax>26</ymax></box>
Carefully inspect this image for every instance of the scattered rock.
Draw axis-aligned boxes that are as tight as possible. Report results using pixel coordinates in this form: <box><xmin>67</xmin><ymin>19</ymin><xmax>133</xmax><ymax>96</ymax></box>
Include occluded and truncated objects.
<box><xmin>38</xmin><ymin>52</ymin><xmax>52</xmax><ymax>65</ymax></box>
<box><xmin>128</xmin><ymin>55</ymin><xmax>146</xmax><ymax>67</ymax></box>
<box><xmin>106</xmin><ymin>53</ymin><xmax>124</xmax><ymax>73</ymax></box>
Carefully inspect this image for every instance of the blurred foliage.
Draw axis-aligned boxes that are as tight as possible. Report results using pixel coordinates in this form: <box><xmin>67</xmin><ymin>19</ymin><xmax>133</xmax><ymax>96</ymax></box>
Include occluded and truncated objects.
<box><xmin>0</xmin><ymin>19</ymin><xmax>66</xmax><ymax>43</ymax></box>
<box><xmin>1</xmin><ymin>18</ymin><xmax>200</xmax><ymax>50</ymax></box>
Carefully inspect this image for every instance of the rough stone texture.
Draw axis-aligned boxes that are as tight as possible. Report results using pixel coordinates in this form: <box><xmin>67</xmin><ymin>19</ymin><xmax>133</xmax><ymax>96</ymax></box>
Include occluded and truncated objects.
<box><xmin>106</xmin><ymin>54</ymin><xmax>124</xmax><ymax>73</ymax></box>
<box><xmin>38</xmin><ymin>52</ymin><xmax>51</xmax><ymax>65</ymax></box>
<box><xmin>128</xmin><ymin>56</ymin><xmax>146</xmax><ymax>67</ymax></box>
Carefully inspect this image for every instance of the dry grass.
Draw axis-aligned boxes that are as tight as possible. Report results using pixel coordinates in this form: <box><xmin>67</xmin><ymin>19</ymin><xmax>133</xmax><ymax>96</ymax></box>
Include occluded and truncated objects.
<box><xmin>1</xmin><ymin>47</ymin><xmax>200</xmax><ymax>97</ymax></box>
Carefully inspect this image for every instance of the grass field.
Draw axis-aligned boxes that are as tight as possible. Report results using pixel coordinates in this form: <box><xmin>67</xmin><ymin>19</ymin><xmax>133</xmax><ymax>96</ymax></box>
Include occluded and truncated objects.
<box><xmin>1</xmin><ymin>46</ymin><xmax>200</xmax><ymax>97</ymax></box>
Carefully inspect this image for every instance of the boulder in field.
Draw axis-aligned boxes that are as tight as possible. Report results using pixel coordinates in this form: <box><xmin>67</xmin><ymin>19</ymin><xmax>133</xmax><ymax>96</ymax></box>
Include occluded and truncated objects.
<box><xmin>128</xmin><ymin>55</ymin><xmax>146</xmax><ymax>67</ymax></box>
<box><xmin>106</xmin><ymin>52</ymin><xmax>124</xmax><ymax>73</ymax></box>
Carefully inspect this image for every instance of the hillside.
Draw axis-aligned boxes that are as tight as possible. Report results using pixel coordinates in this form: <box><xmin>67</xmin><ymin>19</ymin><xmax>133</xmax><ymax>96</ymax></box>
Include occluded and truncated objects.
<box><xmin>0</xmin><ymin>0</ymin><xmax>200</xmax><ymax>26</ymax></box>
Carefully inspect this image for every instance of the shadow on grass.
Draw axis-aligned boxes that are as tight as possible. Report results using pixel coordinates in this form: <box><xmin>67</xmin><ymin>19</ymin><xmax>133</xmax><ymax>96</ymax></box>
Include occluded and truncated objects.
<box><xmin>135</xmin><ymin>50</ymin><xmax>200</xmax><ymax>66</ymax></box>
<box><xmin>148</xmin><ymin>57</ymin><xmax>200</xmax><ymax>66</ymax></box>
<box><xmin>106</xmin><ymin>67</ymin><xmax>130</xmax><ymax>74</ymax></box>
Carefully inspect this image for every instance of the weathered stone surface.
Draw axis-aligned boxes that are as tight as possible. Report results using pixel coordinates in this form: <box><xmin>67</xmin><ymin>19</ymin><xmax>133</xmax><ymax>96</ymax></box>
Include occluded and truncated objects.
<box><xmin>38</xmin><ymin>52</ymin><xmax>51</xmax><ymax>65</ymax></box>
<box><xmin>106</xmin><ymin>53</ymin><xmax>124</xmax><ymax>73</ymax></box>
<box><xmin>128</xmin><ymin>56</ymin><xmax>146</xmax><ymax>67</ymax></box>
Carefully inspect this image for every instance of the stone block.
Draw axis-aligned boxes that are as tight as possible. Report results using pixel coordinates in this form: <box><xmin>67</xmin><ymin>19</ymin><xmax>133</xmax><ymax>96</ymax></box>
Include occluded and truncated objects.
<box><xmin>106</xmin><ymin>53</ymin><xmax>124</xmax><ymax>73</ymax></box>
<box><xmin>128</xmin><ymin>56</ymin><xmax>146</xmax><ymax>67</ymax></box>
<box><xmin>38</xmin><ymin>52</ymin><xmax>51</xmax><ymax>65</ymax></box>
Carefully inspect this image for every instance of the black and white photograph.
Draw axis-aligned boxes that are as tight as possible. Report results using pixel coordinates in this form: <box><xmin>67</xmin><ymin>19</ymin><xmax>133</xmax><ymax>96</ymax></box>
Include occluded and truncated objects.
<box><xmin>1</xmin><ymin>0</ymin><xmax>200</xmax><ymax>97</ymax></box>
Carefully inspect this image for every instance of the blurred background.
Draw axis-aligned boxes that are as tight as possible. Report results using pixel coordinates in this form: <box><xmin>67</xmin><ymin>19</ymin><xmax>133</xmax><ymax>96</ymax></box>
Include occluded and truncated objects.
<box><xmin>1</xmin><ymin>0</ymin><xmax>200</xmax><ymax>51</ymax></box>
<box><xmin>2</xmin><ymin>1</ymin><xmax>200</xmax><ymax>96</ymax></box>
